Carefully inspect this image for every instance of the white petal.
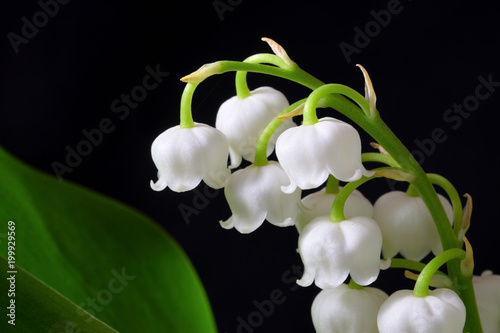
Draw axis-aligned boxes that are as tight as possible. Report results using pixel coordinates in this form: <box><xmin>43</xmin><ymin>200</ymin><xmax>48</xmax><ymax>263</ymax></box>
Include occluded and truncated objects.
<box><xmin>223</xmin><ymin>166</ymin><xmax>267</xmax><ymax>233</ymax></box>
<box><xmin>276</xmin><ymin>117</ymin><xmax>370</xmax><ymax>190</ymax></box>
<box><xmin>219</xmin><ymin>217</ymin><xmax>234</xmax><ymax>230</ymax></box>
<box><xmin>312</xmin><ymin>285</ymin><xmax>387</xmax><ymax>333</ymax></box>
<box><xmin>473</xmin><ymin>271</ymin><xmax>500</xmax><ymax>332</ymax></box>
<box><xmin>276</xmin><ymin>124</ymin><xmax>330</xmax><ymax>190</ymax></box>
<box><xmin>316</xmin><ymin>118</ymin><xmax>370</xmax><ymax>181</ymax></box>
<box><xmin>298</xmin><ymin>216</ymin><xmax>382</xmax><ymax>289</ymax></box>
<box><xmin>150</xmin><ymin>123</ymin><xmax>230</xmax><ymax>192</ymax></box>
<box><xmin>298</xmin><ymin>219</ymin><xmax>350</xmax><ymax>289</ymax></box>
<box><xmin>342</xmin><ymin>216</ymin><xmax>383</xmax><ymax>286</ymax></box>
<box><xmin>377</xmin><ymin>289</ymin><xmax>466</xmax><ymax>333</ymax></box>
<box><xmin>296</xmin><ymin>269</ymin><xmax>315</xmax><ymax>287</ymax></box>
<box><xmin>227</xmin><ymin>145</ymin><xmax>242</xmax><ymax>169</ymax></box>
<box><xmin>150</xmin><ymin>177</ymin><xmax>167</xmax><ymax>192</ymax></box>
<box><xmin>281</xmin><ymin>180</ymin><xmax>298</xmax><ymax>194</ymax></box>
<box><xmin>222</xmin><ymin>162</ymin><xmax>299</xmax><ymax>233</ymax></box>
<box><xmin>262</xmin><ymin>162</ymin><xmax>301</xmax><ymax>227</ymax></box>
<box><xmin>373</xmin><ymin>191</ymin><xmax>453</xmax><ymax>261</ymax></box>
<box><xmin>215</xmin><ymin>87</ymin><xmax>292</xmax><ymax>163</ymax></box>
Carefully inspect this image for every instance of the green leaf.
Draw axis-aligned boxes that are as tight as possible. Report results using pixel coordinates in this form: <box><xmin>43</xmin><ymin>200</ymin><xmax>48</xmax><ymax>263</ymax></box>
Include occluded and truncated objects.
<box><xmin>0</xmin><ymin>256</ymin><xmax>118</xmax><ymax>332</ymax></box>
<box><xmin>0</xmin><ymin>147</ymin><xmax>217</xmax><ymax>333</ymax></box>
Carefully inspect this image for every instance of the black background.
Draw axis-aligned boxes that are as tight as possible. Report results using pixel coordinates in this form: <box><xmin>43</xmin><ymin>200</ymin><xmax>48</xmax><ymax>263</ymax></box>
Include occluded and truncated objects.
<box><xmin>1</xmin><ymin>1</ymin><xmax>499</xmax><ymax>332</ymax></box>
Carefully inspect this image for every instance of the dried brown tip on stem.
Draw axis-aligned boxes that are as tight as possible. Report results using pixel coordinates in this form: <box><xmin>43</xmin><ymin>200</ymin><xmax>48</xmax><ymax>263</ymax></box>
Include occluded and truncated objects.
<box><xmin>374</xmin><ymin>168</ymin><xmax>415</xmax><ymax>182</ymax></box>
<box><xmin>261</xmin><ymin>37</ymin><xmax>294</xmax><ymax>66</ymax></box>
<box><xmin>180</xmin><ymin>62</ymin><xmax>221</xmax><ymax>83</ymax></box>
<box><xmin>461</xmin><ymin>235</ymin><xmax>474</xmax><ymax>278</ymax></box>
<box><xmin>404</xmin><ymin>270</ymin><xmax>453</xmax><ymax>288</ymax></box>
<box><xmin>370</xmin><ymin>142</ymin><xmax>390</xmax><ymax>156</ymax></box>
<box><xmin>356</xmin><ymin>64</ymin><xmax>376</xmax><ymax>101</ymax></box>
<box><xmin>356</xmin><ymin>64</ymin><xmax>377</xmax><ymax>117</ymax></box>
<box><xmin>277</xmin><ymin>103</ymin><xmax>305</xmax><ymax>120</ymax></box>
<box><xmin>459</xmin><ymin>193</ymin><xmax>473</xmax><ymax>239</ymax></box>
<box><xmin>404</xmin><ymin>270</ymin><xmax>419</xmax><ymax>282</ymax></box>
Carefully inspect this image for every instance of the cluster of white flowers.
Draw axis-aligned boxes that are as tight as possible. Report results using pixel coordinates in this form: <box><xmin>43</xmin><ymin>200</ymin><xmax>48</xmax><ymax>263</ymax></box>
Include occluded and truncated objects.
<box><xmin>149</xmin><ymin>39</ymin><xmax>498</xmax><ymax>332</ymax></box>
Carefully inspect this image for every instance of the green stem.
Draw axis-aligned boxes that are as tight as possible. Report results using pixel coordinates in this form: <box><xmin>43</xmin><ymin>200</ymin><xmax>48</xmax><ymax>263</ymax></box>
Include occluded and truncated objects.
<box><xmin>179</xmin><ymin>82</ymin><xmax>197</xmax><ymax>128</ymax></box>
<box><xmin>330</xmin><ymin>175</ymin><xmax>374</xmax><ymax>222</ymax></box>
<box><xmin>426</xmin><ymin>173</ymin><xmax>463</xmax><ymax>239</ymax></box>
<box><xmin>325</xmin><ymin>175</ymin><xmax>339</xmax><ymax>194</ymax></box>
<box><xmin>253</xmin><ymin>98</ymin><xmax>307</xmax><ymax>166</ymax></box>
<box><xmin>235</xmin><ymin>54</ymin><xmax>289</xmax><ymax>99</ymax></box>
<box><xmin>361</xmin><ymin>152</ymin><xmax>400</xmax><ymax>167</ymax></box>
<box><xmin>405</xmin><ymin>184</ymin><xmax>420</xmax><ymax>197</ymax></box>
<box><xmin>413</xmin><ymin>249</ymin><xmax>465</xmax><ymax>297</ymax></box>
<box><xmin>389</xmin><ymin>258</ymin><xmax>447</xmax><ymax>277</ymax></box>
<box><xmin>303</xmin><ymin>83</ymin><xmax>369</xmax><ymax>126</ymax></box>
<box><xmin>348</xmin><ymin>278</ymin><xmax>364</xmax><ymax>290</ymax></box>
<box><xmin>219</xmin><ymin>61</ymin><xmax>324</xmax><ymax>91</ymax></box>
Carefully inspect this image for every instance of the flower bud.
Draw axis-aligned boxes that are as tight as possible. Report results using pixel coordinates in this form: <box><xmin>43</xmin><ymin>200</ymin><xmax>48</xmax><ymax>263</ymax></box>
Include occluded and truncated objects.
<box><xmin>373</xmin><ymin>191</ymin><xmax>453</xmax><ymax>261</ymax></box>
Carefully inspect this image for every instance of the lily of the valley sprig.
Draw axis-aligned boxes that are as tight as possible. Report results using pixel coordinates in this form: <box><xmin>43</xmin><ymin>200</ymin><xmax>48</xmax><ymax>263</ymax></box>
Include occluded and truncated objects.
<box><xmin>150</xmin><ymin>38</ymin><xmax>497</xmax><ymax>332</ymax></box>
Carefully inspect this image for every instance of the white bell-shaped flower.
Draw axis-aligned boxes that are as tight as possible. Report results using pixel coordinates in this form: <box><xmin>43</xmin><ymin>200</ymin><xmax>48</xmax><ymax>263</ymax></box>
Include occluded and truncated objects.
<box><xmin>377</xmin><ymin>289</ymin><xmax>466</xmax><ymax>333</ymax></box>
<box><xmin>150</xmin><ymin>123</ymin><xmax>230</xmax><ymax>192</ymax></box>
<box><xmin>220</xmin><ymin>161</ymin><xmax>301</xmax><ymax>234</ymax></box>
<box><xmin>297</xmin><ymin>216</ymin><xmax>383</xmax><ymax>289</ymax></box>
<box><xmin>215</xmin><ymin>86</ymin><xmax>295</xmax><ymax>168</ymax></box>
<box><xmin>312</xmin><ymin>284</ymin><xmax>388</xmax><ymax>333</ymax></box>
<box><xmin>297</xmin><ymin>186</ymin><xmax>374</xmax><ymax>233</ymax></box>
<box><xmin>473</xmin><ymin>270</ymin><xmax>500</xmax><ymax>333</ymax></box>
<box><xmin>373</xmin><ymin>191</ymin><xmax>454</xmax><ymax>261</ymax></box>
<box><xmin>275</xmin><ymin>117</ymin><xmax>373</xmax><ymax>193</ymax></box>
